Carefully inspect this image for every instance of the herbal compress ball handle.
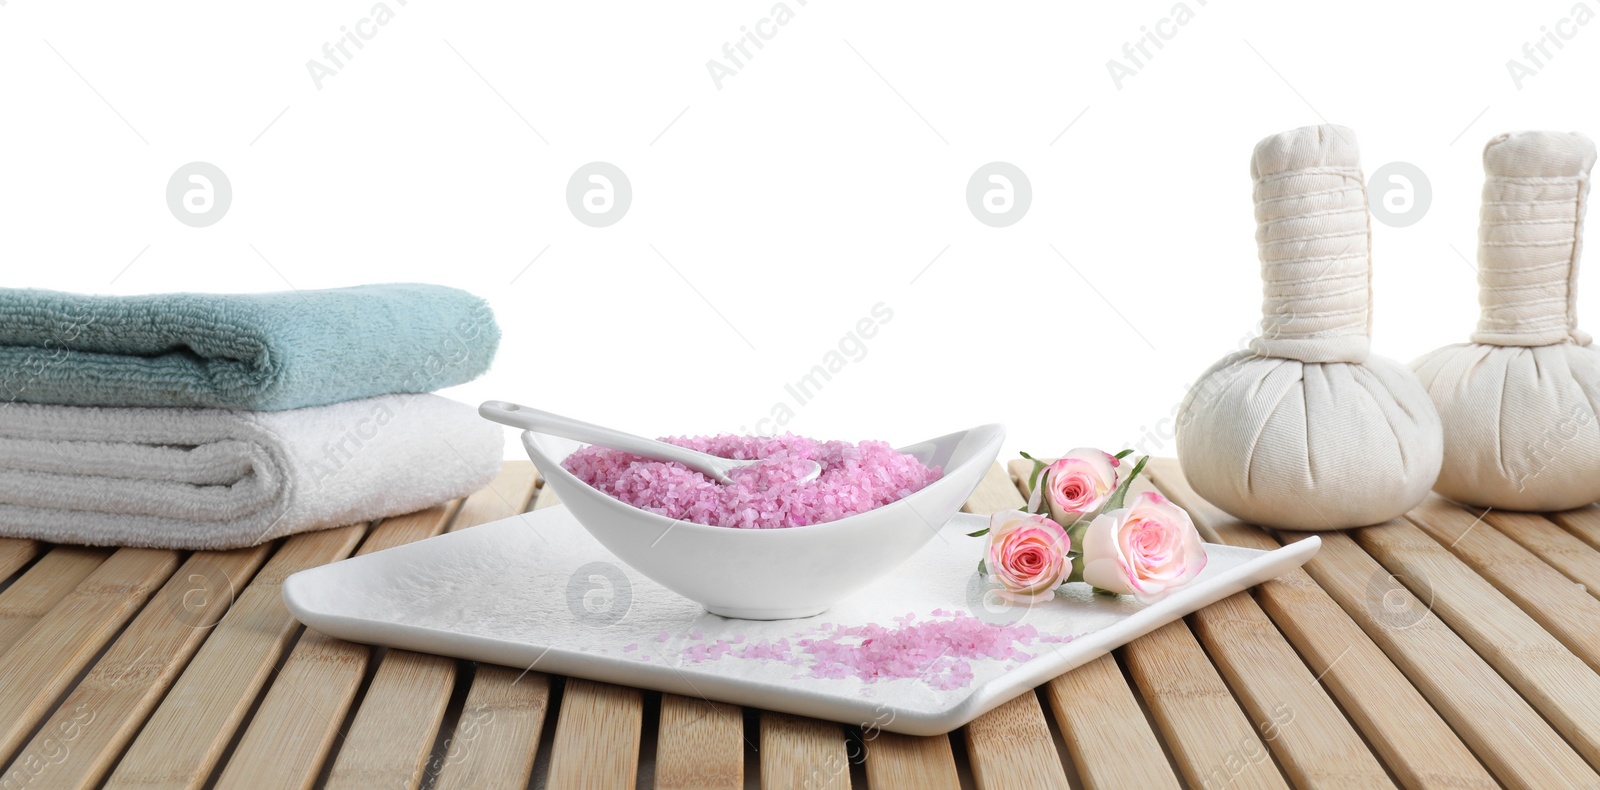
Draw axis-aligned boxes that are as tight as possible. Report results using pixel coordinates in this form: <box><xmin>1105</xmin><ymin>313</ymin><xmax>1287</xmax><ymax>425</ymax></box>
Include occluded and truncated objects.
<box><xmin>1411</xmin><ymin>131</ymin><xmax>1600</xmax><ymax>512</ymax></box>
<box><xmin>1248</xmin><ymin>125</ymin><xmax>1373</xmax><ymax>364</ymax></box>
<box><xmin>1175</xmin><ymin>124</ymin><xmax>1442</xmax><ymax>531</ymax></box>
<box><xmin>1473</xmin><ymin>131</ymin><xmax>1595</xmax><ymax>347</ymax></box>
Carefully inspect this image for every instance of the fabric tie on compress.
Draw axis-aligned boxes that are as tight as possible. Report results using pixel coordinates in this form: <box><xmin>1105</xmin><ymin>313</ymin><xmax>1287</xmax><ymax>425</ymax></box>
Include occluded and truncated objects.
<box><xmin>1249</xmin><ymin>152</ymin><xmax>1371</xmax><ymax>364</ymax></box>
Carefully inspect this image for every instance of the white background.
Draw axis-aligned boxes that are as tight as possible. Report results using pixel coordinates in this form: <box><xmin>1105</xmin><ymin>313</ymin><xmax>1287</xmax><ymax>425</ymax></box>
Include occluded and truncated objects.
<box><xmin>3</xmin><ymin>1</ymin><xmax>1598</xmax><ymax>461</ymax></box>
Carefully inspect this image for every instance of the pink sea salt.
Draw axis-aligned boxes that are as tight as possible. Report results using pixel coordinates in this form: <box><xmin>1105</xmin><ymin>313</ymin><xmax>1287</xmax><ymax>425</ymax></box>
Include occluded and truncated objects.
<box><xmin>672</xmin><ymin>613</ymin><xmax>1075</xmax><ymax>692</ymax></box>
<box><xmin>796</xmin><ymin>613</ymin><xmax>1044</xmax><ymax>690</ymax></box>
<box><xmin>561</xmin><ymin>434</ymin><xmax>941</xmax><ymax>528</ymax></box>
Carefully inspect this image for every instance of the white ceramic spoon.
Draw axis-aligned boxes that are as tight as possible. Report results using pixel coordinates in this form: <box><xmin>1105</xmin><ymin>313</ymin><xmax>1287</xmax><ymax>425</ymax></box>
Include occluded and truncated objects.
<box><xmin>479</xmin><ymin>400</ymin><xmax>822</xmax><ymax>485</ymax></box>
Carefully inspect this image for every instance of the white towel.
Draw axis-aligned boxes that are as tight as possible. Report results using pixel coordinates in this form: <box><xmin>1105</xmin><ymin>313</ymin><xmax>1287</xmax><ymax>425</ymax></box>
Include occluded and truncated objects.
<box><xmin>0</xmin><ymin>394</ymin><xmax>503</xmax><ymax>549</ymax></box>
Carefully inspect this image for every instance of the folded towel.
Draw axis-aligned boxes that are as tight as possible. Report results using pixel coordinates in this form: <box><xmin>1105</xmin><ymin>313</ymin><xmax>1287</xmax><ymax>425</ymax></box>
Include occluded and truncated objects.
<box><xmin>0</xmin><ymin>284</ymin><xmax>499</xmax><ymax>410</ymax></box>
<box><xmin>0</xmin><ymin>394</ymin><xmax>503</xmax><ymax>549</ymax></box>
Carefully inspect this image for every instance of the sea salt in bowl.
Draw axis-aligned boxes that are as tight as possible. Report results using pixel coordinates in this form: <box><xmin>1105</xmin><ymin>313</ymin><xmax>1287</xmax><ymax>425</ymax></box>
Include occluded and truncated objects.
<box><xmin>522</xmin><ymin>424</ymin><xmax>1003</xmax><ymax>620</ymax></box>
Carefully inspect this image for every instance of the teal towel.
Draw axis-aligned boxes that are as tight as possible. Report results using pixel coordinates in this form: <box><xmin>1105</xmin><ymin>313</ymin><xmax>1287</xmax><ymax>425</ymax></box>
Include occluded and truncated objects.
<box><xmin>0</xmin><ymin>284</ymin><xmax>499</xmax><ymax>410</ymax></box>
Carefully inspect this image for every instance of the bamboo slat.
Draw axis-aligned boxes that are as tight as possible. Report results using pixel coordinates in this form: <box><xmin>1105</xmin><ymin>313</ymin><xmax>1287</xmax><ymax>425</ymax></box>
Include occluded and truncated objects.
<box><xmin>1288</xmin><ymin>527</ymin><xmax>1598</xmax><ymax>788</ymax></box>
<box><xmin>962</xmin><ymin>692</ymin><xmax>1070</xmax><ymax>790</ymax></box>
<box><xmin>210</xmin><ymin>630</ymin><xmax>365</xmax><ymax>790</ymax></box>
<box><xmin>1188</xmin><ymin>590</ymin><xmax>1392</xmax><ymax>788</ymax></box>
<box><xmin>448</xmin><ymin>460</ymin><xmax>539</xmax><ymax>530</ymax></box>
<box><xmin>1408</xmin><ymin>496</ymin><xmax>1600</xmax><ymax>672</ymax></box>
<box><xmin>961</xmin><ymin>461</ymin><xmax>1026</xmax><ymax>517</ymax></box>
<box><xmin>433</xmin><ymin>665</ymin><xmax>552</xmax><ymax>790</ymax></box>
<box><xmin>0</xmin><ymin>538</ymin><xmax>39</xmax><ymax>585</ymax></box>
<box><xmin>1148</xmin><ymin>459</ymin><xmax>1497</xmax><ymax>789</ymax></box>
<box><xmin>863</xmin><ymin>731</ymin><xmax>959</xmax><ymax>790</ymax></box>
<box><xmin>655</xmin><ymin>694</ymin><xmax>745</xmax><ymax>790</ymax></box>
<box><xmin>1041</xmin><ymin>653</ymin><xmax>1179</xmax><ymax>790</ymax></box>
<box><xmin>1551</xmin><ymin>506</ymin><xmax>1600</xmax><ymax>551</ymax></box>
<box><xmin>547</xmin><ymin>679</ymin><xmax>644</xmax><ymax>789</ymax></box>
<box><xmin>1486</xmin><ymin>510</ymin><xmax>1600</xmax><ymax>594</ymax></box>
<box><xmin>1122</xmin><ymin>620</ymin><xmax>1289</xmax><ymax>790</ymax></box>
<box><xmin>0</xmin><ymin>548</ymin><xmax>179</xmax><ymax>766</ymax></box>
<box><xmin>324</xmin><ymin>651</ymin><xmax>457</xmax><ymax>789</ymax></box>
<box><xmin>0</xmin><ymin>546</ymin><xmax>107</xmax><ymax>655</ymax></box>
<box><xmin>1350</xmin><ymin>514</ymin><xmax>1600</xmax><ymax>770</ymax></box>
<box><xmin>0</xmin><ymin>545</ymin><xmax>270</xmax><ymax>788</ymax></box>
<box><xmin>758</xmin><ymin>712</ymin><xmax>848</xmax><ymax>790</ymax></box>
<box><xmin>533</xmin><ymin>480</ymin><xmax>562</xmax><ymax>510</ymax></box>
<box><xmin>325</xmin><ymin>464</ymin><xmax>539</xmax><ymax>788</ymax></box>
<box><xmin>212</xmin><ymin>505</ymin><xmax>463</xmax><ymax>790</ymax></box>
<box><xmin>102</xmin><ymin>522</ymin><xmax>371</xmax><ymax>790</ymax></box>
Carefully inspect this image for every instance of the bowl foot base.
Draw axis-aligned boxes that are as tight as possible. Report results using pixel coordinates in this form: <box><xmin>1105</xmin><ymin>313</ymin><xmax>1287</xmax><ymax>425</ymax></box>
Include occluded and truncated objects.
<box><xmin>704</xmin><ymin>604</ymin><xmax>830</xmax><ymax>621</ymax></box>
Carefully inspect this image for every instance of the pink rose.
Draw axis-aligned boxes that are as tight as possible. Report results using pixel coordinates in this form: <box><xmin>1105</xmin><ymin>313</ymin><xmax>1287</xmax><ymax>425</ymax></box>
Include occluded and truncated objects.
<box><xmin>985</xmin><ymin>510</ymin><xmax>1072</xmax><ymax>604</ymax></box>
<box><xmin>1028</xmin><ymin>448</ymin><xmax>1120</xmax><ymax>524</ymax></box>
<box><xmin>1081</xmin><ymin>491</ymin><xmax>1207</xmax><ymax>603</ymax></box>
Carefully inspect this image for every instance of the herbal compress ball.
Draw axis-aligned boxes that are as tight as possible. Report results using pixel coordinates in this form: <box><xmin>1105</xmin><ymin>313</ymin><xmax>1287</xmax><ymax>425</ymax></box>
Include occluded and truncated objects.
<box><xmin>1176</xmin><ymin>125</ymin><xmax>1443</xmax><ymax>530</ymax></box>
<box><xmin>1412</xmin><ymin>131</ymin><xmax>1600</xmax><ymax>511</ymax></box>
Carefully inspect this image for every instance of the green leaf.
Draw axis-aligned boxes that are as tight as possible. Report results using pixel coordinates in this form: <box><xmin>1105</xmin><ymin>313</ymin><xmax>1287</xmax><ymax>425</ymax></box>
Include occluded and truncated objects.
<box><xmin>977</xmin><ymin>558</ymin><xmax>987</xmax><ymax>576</ymax></box>
<box><xmin>1114</xmin><ymin>449</ymin><xmax>1134</xmax><ymax>459</ymax></box>
<box><xmin>1019</xmin><ymin>451</ymin><xmax>1046</xmax><ymax>491</ymax></box>
<box><xmin>1102</xmin><ymin>455</ymin><xmax>1149</xmax><ymax>512</ymax></box>
<box><xmin>1126</xmin><ymin>454</ymin><xmax>1149</xmax><ymax>484</ymax></box>
<box><xmin>965</xmin><ymin>527</ymin><xmax>990</xmax><ymax>538</ymax></box>
<box><xmin>1091</xmin><ymin>586</ymin><xmax>1119</xmax><ymax>597</ymax></box>
<box><xmin>1026</xmin><ymin>458</ymin><xmax>1046</xmax><ymax>496</ymax></box>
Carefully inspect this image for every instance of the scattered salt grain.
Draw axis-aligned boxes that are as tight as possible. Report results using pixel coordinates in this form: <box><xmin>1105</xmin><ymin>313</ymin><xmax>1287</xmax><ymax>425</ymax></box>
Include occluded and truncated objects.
<box><xmin>562</xmin><ymin>434</ymin><xmax>942</xmax><ymax>528</ymax></box>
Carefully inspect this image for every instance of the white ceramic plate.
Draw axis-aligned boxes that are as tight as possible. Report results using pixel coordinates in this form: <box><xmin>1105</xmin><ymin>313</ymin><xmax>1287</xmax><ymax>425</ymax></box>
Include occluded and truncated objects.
<box><xmin>283</xmin><ymin>505</ymin><xmax>1319</xmax><ymax>735</ymax></box>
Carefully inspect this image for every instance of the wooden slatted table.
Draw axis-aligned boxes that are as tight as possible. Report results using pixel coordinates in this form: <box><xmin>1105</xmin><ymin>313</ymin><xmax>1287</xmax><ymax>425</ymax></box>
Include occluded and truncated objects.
<box><xmin>4</xmin><ymin>457</ymin><xmax>1600</xmax><ymax>788</ymax></box>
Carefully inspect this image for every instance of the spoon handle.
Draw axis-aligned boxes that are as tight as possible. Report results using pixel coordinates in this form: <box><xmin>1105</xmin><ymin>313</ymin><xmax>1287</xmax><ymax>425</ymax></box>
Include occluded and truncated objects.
<box><xmin>478</xmin><ymin>400</ymin><xmax>736</xmax><ymax>483</ymax></box>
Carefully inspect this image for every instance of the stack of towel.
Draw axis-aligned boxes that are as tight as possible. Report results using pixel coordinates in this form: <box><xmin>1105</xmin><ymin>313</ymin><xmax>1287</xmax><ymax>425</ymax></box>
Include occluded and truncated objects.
<box><xmin>0</xmin><ymin>284</ymin><xmax>505</xmax><ymax>549</ymax></box>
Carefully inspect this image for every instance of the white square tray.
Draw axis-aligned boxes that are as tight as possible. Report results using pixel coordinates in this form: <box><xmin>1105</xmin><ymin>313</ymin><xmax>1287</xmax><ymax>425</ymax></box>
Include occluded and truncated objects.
<box><xmin>282</xmin><ymin>505</ymin><xmax>1318</xmax><ymax>735</ymax></box>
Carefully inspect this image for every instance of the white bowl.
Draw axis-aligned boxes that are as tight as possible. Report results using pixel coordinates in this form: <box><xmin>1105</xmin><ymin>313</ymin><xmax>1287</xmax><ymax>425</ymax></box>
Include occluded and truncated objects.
<box><xmin>521</xmin><ymin>425</ymin><xmax>1004</xmax><ymax>620</ymax></box>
